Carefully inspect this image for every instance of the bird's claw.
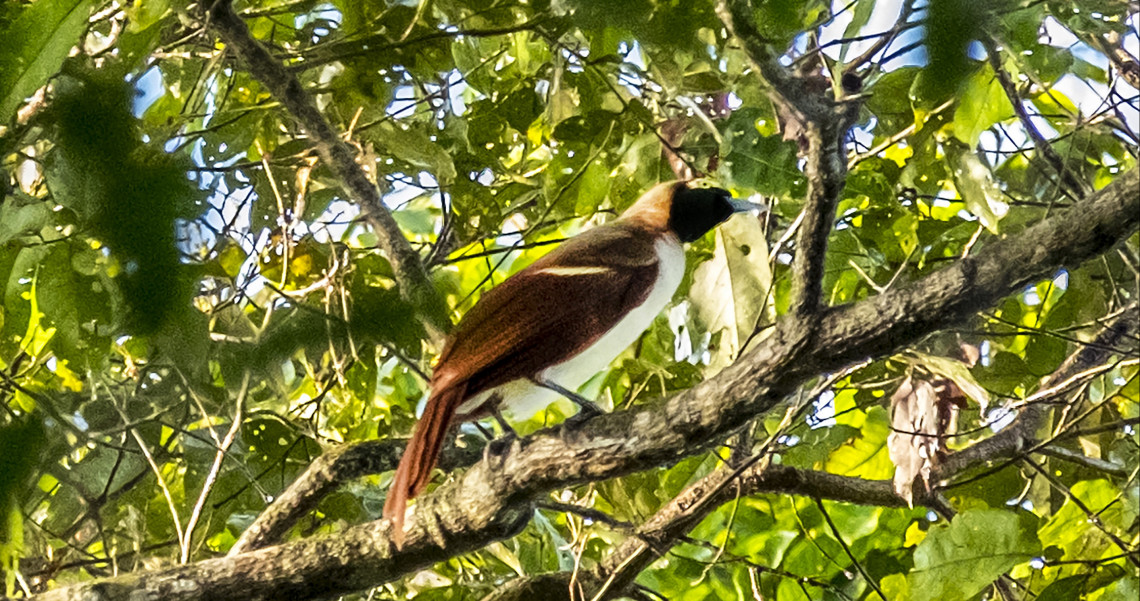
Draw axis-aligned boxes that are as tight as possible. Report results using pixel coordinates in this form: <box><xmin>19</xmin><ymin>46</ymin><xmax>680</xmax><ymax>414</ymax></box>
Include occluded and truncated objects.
<box><xmin>481</xmin><ymin>428</ymin><xmax>517</xmax><ymax>465</ymax></box>
<box><xmin>564</xmin><ymin>404</ymin><xmax>601</xmax><ymax>429</ymax></box>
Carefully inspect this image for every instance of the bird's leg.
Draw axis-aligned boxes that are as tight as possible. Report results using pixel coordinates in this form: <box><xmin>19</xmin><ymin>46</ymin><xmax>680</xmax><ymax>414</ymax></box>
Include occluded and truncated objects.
<box><xmin>474</xmin><ymin>393</ymin><xmax>514</xmax><ymax>463</ymax></box>
<box><xmin>473</xmin><ymin>421</ymin><xmax>495</xmax><ymax>441</ymax></box>
<box><xmin>490</xmin><ymin>406</ymin><xmax>517</xmax><ymax>439</ymax></box>
<box><xmin>531</xmin><ymin>377</ymin><xmax>602</xmax><ymax>422</ymax></box>
<box><xmin>483</xmin><ymin>406</ymin><xmax>518</xmax><ymax>463</ymax></box>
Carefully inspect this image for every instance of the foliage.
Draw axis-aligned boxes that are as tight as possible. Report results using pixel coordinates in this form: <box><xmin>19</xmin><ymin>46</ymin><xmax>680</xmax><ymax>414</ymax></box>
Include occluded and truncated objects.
<box><xmin>0</xmin><ymin>0</ymin><xmax>1136</xmax><ymax>599</ymax></box>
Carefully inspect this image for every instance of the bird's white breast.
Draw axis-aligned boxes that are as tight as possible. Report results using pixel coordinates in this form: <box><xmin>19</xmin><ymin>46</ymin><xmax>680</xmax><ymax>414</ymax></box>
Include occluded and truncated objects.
<box><xmin>486</xmin><ymin>235</ymin><xmax>686</xmax><ymax>420</ymax></box>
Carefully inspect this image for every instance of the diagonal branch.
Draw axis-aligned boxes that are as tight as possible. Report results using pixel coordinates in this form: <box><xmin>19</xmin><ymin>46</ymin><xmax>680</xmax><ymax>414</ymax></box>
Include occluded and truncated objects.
<box><xmin>226</xmin><ymin>434</ymin><xmax>485</xmax><ymax>555</ymax></box>
<box><xmin>29</xmin><ymin>168</ymin><xmax>1138</xmax><ymax>601</ymax></box>
<box><xmin>481</xmin><ymin>307</ymin><xmax>1139</xmax><ymax>601</ymax></box>
<box><xmin>204</xmin><ymin>0</ymin><xmax>451</xmax><ymax>342</ymax></box>
<box><xmin>983</xmin><ymin>36</ymin><xmax>1091</xmax><ymax>200</ymax></box>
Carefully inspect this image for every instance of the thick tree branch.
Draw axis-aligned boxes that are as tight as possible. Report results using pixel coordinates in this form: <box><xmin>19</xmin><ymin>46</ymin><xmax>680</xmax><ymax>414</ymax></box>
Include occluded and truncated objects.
<box><xmin>204</xmin><ymin>0</ymin><xmax>451</xmax><ymax>342</ymax></box>
<box><xmin>227</xmin><ymin>435</ymin><xmax>486</xmax><ymax>555</ymax></box>
<box><xmin>29</xmin><ymin>169</ymin><xmax>1137</xmax><ymax>601</ymax></box>
<box><xmin>482</xmin><ymin>308</ymin><xmax>1139</xmax><ymax>601</ymax></box>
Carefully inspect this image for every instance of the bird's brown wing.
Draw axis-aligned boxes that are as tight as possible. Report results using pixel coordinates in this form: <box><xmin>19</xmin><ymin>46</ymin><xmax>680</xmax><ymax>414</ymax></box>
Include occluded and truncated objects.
<box><xmin>431</xmin><ymin>222</ymin><xmax>663</xmax><ymax>397</ymax></box>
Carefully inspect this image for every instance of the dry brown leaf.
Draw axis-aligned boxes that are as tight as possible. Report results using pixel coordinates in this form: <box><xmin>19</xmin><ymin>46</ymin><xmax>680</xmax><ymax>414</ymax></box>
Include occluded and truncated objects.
<box><xmin>888</xmin><ymin>375</ymin><xmax>963</xmax><ymax>506</ymax></box>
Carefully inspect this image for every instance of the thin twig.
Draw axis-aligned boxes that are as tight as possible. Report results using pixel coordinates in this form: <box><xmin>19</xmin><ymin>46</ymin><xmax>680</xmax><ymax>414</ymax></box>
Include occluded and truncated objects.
<box><xmin>182</xmin><ymin>372</ymin><xmax>250</xmax><ymax>564</ymax></box>
<box><xmin>815</xmin><ymin>497</ymin><xmax>888</xmax><ymax>601</ymax></box>
<box><xmin>107</xmin><ymin>384</ymin><xmax>186</xmax><ymax>558</ymax></box>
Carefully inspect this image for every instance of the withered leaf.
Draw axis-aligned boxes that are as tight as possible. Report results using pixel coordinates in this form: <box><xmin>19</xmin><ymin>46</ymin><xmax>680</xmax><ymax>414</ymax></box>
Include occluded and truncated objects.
<box><xmin>888</xmin><ymin>375</ymin><xmax>963</xmax><ymax>506</ymax></box>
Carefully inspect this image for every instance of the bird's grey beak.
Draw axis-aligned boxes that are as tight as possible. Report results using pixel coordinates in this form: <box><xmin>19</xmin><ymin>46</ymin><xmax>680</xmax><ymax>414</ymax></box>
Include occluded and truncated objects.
<box><xmin>728</xmin><ymin>197</ymin><xmax>767</xmax><ymax>214</ymax></box>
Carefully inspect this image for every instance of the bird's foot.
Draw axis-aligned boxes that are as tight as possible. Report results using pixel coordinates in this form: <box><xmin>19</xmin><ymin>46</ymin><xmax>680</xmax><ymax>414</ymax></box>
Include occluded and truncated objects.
<box><xmin>491</xmin><ymin>406</ymin><xmax>517</xmax><ymax>439</ymax></box>
<box><xmin>481</xmin><ymin>410</ymin><xmax>518</xmax><ymax>465</ymax></box>
<box><xmin>473</xmin><ymin>421</ymin><xmax>496</xmax><ymax>442</ymax></box>
<box><xmin>532</xmin><ymin>377</ymin><xmax>603</xmax><ymax>417</ymax></box>
<box><xmin>484</xmin><ymin>429</ymin><xmax>517</xmax><ymax>460</ymax></box>
<box><xmin>562</xmin><ymin>402</ymin><xmax>602</xmax><ymax>431</ymax></box>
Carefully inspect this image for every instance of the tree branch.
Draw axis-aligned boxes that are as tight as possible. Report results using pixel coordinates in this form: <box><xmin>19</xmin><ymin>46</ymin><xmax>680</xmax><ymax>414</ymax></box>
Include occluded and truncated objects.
<box><xmin>788</xmin><ymin>114</ymin><xmax>854</xmax><ymax>318</ymax></box>
<box><xmin>482</xmin><ymin>307</ymin><xmax>1139</xmax><ymax>601</ymax></box>
<box><xmin>29</xmin><ymin>168</ymin><xmax>1138</xmax><ymax>601</ymax></box>
<box><xmin>715</xmin><ymin>0</ymin><xmax>860</xmax><ymax>320</ymax></box>
<box><xmin>480</xmin><ymin>463</ymin><xmax>920</xmax><ymax>601</ymax></box>
<box><xmin>203</xmin><ymin>0</ymin><xmax>451</xmax><ymax>343</ymax></box>
<box><xmin>714</xmin><ymin>0</ymin><xmax>841</xmax><ymax>123</ymax></box>
<box><xmin>226</xmin><ymin>435</ymin><xmax>486</xmax><ymax>555</ymax></box>
<box><xmin>983</xmin><ymin>36</ymin><xmax>1091</xmax><ymax>200</ymax></box>
<box><xmin>1082</xmin><ymin>29</ymin><xmax>1140</xmax><ymax>91</ymax></box>
<box><xmin>939</xmin><ymin>301</ymin><xmax>1138</xmax><ymax>478</ymax></box>
<box><xmin>293</xmin><ymin>17</ymin><xmax>554</xmax><ymax>71</ymax></box>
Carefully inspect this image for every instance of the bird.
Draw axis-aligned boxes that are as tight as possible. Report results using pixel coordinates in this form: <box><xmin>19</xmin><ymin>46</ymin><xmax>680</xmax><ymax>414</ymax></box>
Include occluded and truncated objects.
<box><xmin>383</xmin><ymin>180</ymin><xmax>761</xmax><ymax>544</ymax></box>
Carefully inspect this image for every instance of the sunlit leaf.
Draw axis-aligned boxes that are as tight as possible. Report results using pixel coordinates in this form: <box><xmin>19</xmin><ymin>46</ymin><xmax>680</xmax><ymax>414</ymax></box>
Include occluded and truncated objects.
<box><xmin>949</xmin><ymin>143</ymin><xmax>1008</xmax><ymax>234</ymax></box>
<box><xmin>689</xmin><ymin>215</ymin><xmax>772</xmax><ymax>369</ymax></box>
<box><xmin>907</xmin><ymin>509</ymin><xmax>1041</xmax><ymax>601</ymax></box>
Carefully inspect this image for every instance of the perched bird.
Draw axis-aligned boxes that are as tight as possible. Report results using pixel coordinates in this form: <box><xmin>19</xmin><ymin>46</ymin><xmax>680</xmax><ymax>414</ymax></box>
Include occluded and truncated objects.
<box><xmin>383</xmin><ymin>180</ymin><xmax>760</xmax><ymax>543</ymax></box>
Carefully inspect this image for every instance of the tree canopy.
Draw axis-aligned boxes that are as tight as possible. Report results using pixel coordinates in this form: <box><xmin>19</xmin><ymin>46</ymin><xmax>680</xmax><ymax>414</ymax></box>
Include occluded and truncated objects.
<box><xmin>0</xmin><ymin>0</ymin><xmax>1137</xmax><ymax>600</ymax></box>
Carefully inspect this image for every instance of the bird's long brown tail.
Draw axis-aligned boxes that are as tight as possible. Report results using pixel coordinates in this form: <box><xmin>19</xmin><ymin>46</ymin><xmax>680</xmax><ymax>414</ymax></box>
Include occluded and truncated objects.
<box><xmin>383</xmin><ymin>382</ymin><xmax>466</xmax><ymax>547</ymax></box>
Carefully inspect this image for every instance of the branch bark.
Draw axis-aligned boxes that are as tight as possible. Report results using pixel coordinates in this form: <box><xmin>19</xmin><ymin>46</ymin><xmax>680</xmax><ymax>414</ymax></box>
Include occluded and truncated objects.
<box><xmin>227</xmin><ymin>435</ymin><xmax>485</xmax><ymax>555</ymax></box>
<box><xmin>204</xmin><ymin>0</ymin><xmax>451</xmax><ymax>342</ymax></box>
<box><xmin>28</xmin><ymin>168</ymin><xmax>1138</xmax><ymax>601</ymax></box>
<box><xmin>480</xmin><ymin>303</ymin><xmax>1139</xmax><ymax>601</ymax></box>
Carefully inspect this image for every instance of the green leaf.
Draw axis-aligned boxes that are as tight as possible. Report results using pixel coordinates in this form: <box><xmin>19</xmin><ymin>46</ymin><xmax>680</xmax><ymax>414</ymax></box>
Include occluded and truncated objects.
<box><xmin>0</xmin><ymin>416</ymin><xmax>45</xmax><ymax>596</ymax></box>
<box><xmin>1038</xmin><ymin>479</ymin><xmax>1122</xmax><ymax>560</ymax></box>
<box><xmin>920</xmin><ymin>0</ymin><xmax>989</xmax><ymax>101</ymax></box>
<box><xmin>50</xmin><ymin>73</ymin><xmax>199</xmax><ymax>335</ymax></box>
<box><xmin>826</xmin><ymin>407</ymin><xmax>894</xmax><ymax>479</ymax></box>
<box><xmin>574</xmin><ymin>158</ymin><xmax>612</xmax><ymax>216</ymax></box>
<box><xmin>866</xmin><ymin>66</ymin><xmax>921</xmax><ymax>133</ymax></box>
<box><xmin>1038</xmin><ymin>565</ymin><xmax>1126</xmax><ymax>601</ymax></box>
<box><xmin>880</xmin><ymin>573</ymin><xmax>911</xmax><ymax>599</ymax></box>
<box><xmin>372</xmin><ymin>122</ymin><xmax>458</xmax><ymax>184</ymax></box>
<box><xmin>949</xmin><ymin>143</ymin><xmax>1008</xmax><ymax>234</ymax></box>
<box><xmin>840</xmin><ymin>0</ymin><xmax>877</xmax><ymax>44</ymax></box>
<box><xmin>0</xmin><ymin>200</ymin><xmax>50</xmax><ymax>246</ymax></box>
<box><xmin>952</xmin><ymin>64</ymin><xmax>1015</xmax><ymax>146</ymax></box>
<box><xmin>0</xmin><ymin>0</ymin><xmax>95</xmax><ymax>124</ymax></box>
<box><xmin>974</xmin><ymin>350</ymin><xmax>1034</xmax><ymax>396</ymax></box>
<box><xmin>907</xmin><ymin>509</ymin><xmax>1041</xmax><ymax>601</ymax></box>
<box><xmin>688</xmin><ymin>215</ymin><xmax>772</xmax><ymax>369</ymax></box>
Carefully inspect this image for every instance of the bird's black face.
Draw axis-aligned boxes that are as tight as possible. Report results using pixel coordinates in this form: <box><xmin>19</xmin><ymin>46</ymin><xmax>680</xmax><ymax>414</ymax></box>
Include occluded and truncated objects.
<box><xmin>667</xmin><ymin>185</ymin><xmax>737</xmax><ymax>243</ymax></box>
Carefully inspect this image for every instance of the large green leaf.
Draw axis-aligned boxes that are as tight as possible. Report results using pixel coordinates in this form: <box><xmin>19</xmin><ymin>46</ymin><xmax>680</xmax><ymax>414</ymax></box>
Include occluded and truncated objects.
<box><xmin>0</xmin><ymin>0</ymin><xmax>94</xmax><ymax>124</ymax></box>
<box><xmin>689</xmin><ymin>214</ymin><xmax>772</xmax><ymax>369</ymax></box>
<box><xmin>905</xmin><ymin>509</ymin><xmax>1041</xmax><ymax>601</ymax></box>
<box><xmin>951</xmin><ymin>64</ymin><xmax>1015</xmax><ymax>146</ymax></box>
